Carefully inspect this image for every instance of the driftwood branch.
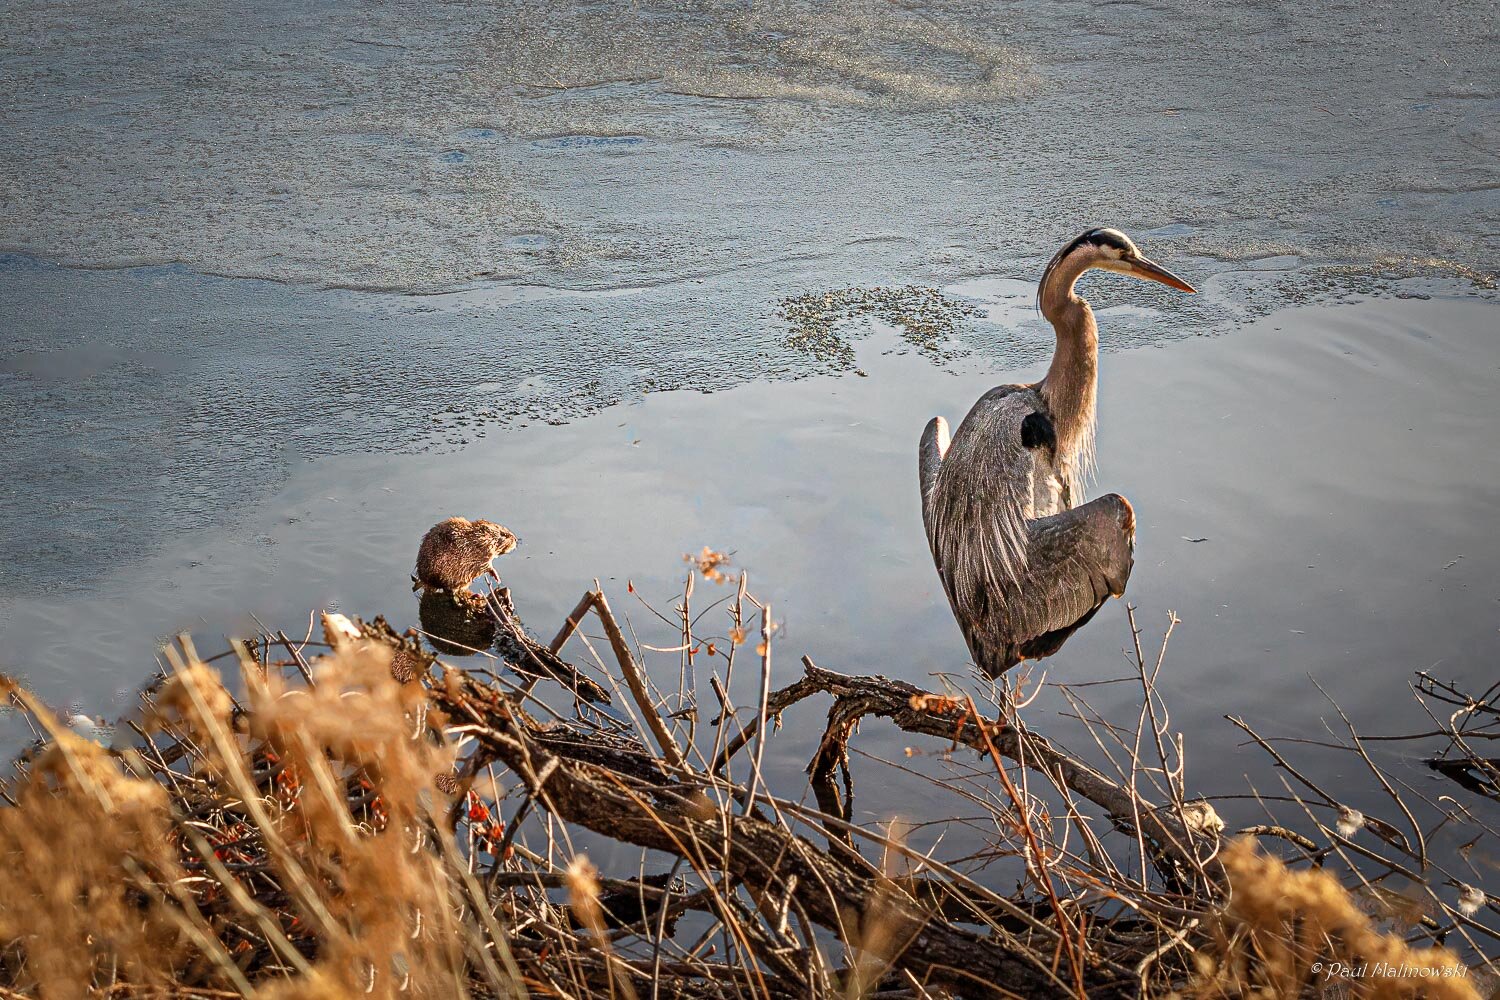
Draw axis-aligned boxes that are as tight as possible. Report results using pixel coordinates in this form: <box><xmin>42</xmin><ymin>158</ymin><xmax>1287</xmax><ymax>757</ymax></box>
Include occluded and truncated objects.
<box><xmin>436</xmin><ymin>672</ymin><xmax>1131</xmax><ymax>1000</ymax></box>
<box><xmin>719</xmin><ymin>656</ymin><xmax>1219</xmax><ymax>890</ymax></box>
<box><xmin>486</xmin><ymin>586</ymin><xmax>611</xmax><ymax>705</ymax></box>
<box><xmin>591</xmin><ymin>585</ymin><xmax>689</xmax><ymax>771</ymax></box>
<box><xmin>5</xmin><ymin>561</ymin><xmax>1494</xmax><ymax>998</ymax></box>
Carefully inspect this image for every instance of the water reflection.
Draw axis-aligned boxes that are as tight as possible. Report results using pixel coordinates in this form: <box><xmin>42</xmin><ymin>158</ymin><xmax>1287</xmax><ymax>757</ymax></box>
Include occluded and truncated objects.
<box><xmin>416</xmin><ymin>590</ymin><xmax>498</xmax><ymax>658</ymax></box>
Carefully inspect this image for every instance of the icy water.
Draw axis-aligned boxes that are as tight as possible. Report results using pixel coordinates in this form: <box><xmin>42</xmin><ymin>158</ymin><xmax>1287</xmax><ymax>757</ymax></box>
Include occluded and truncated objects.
<box><xmin>1</xmin><ymin>0</ymin><xmax>1497</xmax><ymax>862</ymax></box>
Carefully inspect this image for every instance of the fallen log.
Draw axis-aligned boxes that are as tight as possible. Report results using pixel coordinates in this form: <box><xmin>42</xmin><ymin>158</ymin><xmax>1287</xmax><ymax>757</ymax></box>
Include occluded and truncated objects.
<box><xmin>436</xmin><ymin>667</ymin><xmax>1133</xmax><ymax>1000</ymax></box>
<box><xmin>715</xmin><ymin>656</ymin><xmax>1221</xmax><ymax>893</ymax></box>
<box><xmin>485</xmin><ymin>586</ymin><xmax>612</xmax><ymax>705</ymax></box>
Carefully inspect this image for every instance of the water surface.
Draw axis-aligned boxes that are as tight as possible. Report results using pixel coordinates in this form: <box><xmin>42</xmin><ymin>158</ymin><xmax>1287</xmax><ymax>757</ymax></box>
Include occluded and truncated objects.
<box><xmin>3</xmin><ymin>0</ymin><xmax>1494</xmax><ymax>594</ymax></box>
<box><xmin>2</xmin><ymin>288</ymin><xmax>1494</xmax><ymax>844</ymax></box>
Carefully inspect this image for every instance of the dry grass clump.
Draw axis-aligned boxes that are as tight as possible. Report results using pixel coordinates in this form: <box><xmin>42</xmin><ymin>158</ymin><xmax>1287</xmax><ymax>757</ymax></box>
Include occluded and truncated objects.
<box><xmin>0</xmin><ymin>628</ymin><xmax>497</xmax><ymax>998</ymax></box>
<box><xmin>231</xmin><ymin>641</ymin><xmax>470</xmax><ymax>996</ymax></box>
<box><xmin>0</xmin><ymin>682</ymin><xmax>185</xmax><ymax>995</ymax></box>
<box><xmin>1193</xmin><ymin>839</ymin><xmax>1481</xmax><ymax>999</ymax></box>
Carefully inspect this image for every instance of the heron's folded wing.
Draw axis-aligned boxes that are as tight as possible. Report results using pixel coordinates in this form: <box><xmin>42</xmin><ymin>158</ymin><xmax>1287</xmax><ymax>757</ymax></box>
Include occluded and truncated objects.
<box><xmin>1007</xmin><ymin>492</ymin><xmax>1136</xmax><ymax>656</ymax></box>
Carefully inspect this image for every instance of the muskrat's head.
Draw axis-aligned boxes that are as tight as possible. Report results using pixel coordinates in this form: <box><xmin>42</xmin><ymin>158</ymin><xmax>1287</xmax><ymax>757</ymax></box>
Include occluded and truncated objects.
<box><xmin>472</xmin><ymin>519</ymin><xmax>518</xmax><ymax>557</ymax></box>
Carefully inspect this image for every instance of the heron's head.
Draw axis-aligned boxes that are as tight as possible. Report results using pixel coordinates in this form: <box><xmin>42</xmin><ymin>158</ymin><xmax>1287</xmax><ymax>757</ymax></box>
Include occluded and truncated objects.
<box><xmin>1039</xmin><ymin>228</ymin><xmax>1196</xmax><ymax>302</ymax></box>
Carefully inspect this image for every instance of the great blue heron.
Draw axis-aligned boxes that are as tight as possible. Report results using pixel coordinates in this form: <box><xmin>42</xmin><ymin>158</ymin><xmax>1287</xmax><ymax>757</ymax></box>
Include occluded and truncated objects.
<box><xmin>919</xmin><ymin>228</ymin><xmax>1195</xmax><ymax>677</ymax></box>
<box><xmin>413</xmin><ymin>517</ymin><xmax>517</xmax><ymax>594</ymax></box>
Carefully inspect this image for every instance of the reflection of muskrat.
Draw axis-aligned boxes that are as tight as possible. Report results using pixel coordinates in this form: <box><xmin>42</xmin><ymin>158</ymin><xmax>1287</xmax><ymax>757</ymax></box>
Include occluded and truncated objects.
<box><xmin>418</xmin><ymin>588</ymin><xmax>498</xmax><ymax>658</ymax></box>
<box><xmin>412</xmin><ymin>517</ymin><xmax>517</xmax><ymax>593</ymax></box>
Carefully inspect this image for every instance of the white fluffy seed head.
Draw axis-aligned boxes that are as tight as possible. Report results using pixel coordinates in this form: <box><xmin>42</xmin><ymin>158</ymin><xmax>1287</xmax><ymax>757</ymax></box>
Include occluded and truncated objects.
<box><xmin>1335</xmin><ymin>806</ymin><xmax>1365</xmax><ymax>837</ymax></box>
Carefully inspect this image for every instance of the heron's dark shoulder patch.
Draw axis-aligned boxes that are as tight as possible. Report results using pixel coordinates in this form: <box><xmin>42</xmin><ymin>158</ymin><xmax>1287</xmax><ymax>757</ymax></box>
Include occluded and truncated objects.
<box><xmin>1020</xmin><ymin>411</ymin><xmax>1056</xmax><ymax>452</ymax></box>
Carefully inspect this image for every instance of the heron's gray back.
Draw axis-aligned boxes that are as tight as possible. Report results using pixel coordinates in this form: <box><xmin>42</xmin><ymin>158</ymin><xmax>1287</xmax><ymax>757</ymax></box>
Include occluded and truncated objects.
<box><xmin>922</xmin><ymin>386</ymin><xmax>1073</xmax><ymax>591</ymax></box>
<box><xmin>922</xmin><ymin>388</ymin><xmax>1039</xmax><ymax>608</ymax></box>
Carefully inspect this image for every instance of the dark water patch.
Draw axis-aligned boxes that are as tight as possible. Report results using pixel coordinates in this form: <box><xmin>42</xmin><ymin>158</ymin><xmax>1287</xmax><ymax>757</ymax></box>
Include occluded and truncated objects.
<box><xmin>531</xmin><ymin>133</ymin><xmax>648</xmax><ymax>150</ymax></box>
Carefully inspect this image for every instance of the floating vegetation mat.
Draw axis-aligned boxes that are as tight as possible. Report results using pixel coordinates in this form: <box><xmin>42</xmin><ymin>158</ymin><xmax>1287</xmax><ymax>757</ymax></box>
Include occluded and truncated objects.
<box><xmin>779</xmin><ymin>285</ymin><xmax>983</xmax><ymax>368</ymax></box>
<box><xmin>0</xmin><ymin>562</ymin><xmax>1494</xmax><ymax>998</ymax></box>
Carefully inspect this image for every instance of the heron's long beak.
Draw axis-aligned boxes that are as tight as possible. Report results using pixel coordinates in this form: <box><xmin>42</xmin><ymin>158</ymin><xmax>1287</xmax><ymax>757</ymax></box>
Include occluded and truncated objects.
<box><xmin>1126</xmin><ymin>254</ymin><xmax>1195</xmax><ymax>293</ymax></box>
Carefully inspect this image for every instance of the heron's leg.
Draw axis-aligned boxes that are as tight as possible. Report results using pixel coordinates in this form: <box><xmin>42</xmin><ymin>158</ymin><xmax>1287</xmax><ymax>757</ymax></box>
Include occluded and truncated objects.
<box><xmin>990</xmin><ymin>673</ymin><xmax>1016</xmax><ymax>725</ymax></box>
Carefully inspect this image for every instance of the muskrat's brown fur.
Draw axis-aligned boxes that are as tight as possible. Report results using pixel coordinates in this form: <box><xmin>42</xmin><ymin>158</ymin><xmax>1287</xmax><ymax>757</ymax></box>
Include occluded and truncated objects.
<box><xmin>413</xmin><ymin>517</ymin><xmax>517</xmax><ymax>594</ymax></box>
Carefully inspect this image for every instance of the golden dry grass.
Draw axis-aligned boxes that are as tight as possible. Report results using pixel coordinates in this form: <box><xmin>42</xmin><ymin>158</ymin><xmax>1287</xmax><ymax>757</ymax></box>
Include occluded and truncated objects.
<box><xmin>1189</xmin><ymin>839</ymin><xmax>1481</xmax><ymax>1000</ymax></box>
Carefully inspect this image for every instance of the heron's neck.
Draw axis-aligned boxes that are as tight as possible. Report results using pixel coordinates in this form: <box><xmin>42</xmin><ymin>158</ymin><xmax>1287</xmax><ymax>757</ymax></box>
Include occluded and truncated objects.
<box><xmin>1037</xmin><ymin>263</ymin><xmax>1099</xmax><ymax>471</ymax></box>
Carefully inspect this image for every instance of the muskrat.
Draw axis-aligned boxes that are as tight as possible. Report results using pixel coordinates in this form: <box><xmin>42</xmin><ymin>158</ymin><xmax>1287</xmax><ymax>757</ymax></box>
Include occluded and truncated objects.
<box><xmin>412</xmin><ymin>517</ymin><xmax>517</xmax><ymax>594</ymax></box>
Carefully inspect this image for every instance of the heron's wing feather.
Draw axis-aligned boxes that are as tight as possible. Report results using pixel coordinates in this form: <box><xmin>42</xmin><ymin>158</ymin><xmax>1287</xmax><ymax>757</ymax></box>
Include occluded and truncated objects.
<box><xmin>1007</xmin><ymin>493</ymin><xmax>1135</xmax><ymax>662</ymax></box>
<box><xmin>918</xmin><ymin>416</ymin><xmax>950</xmax><ymax>550</ymax></box>
<box><xmin>928</xmin><ymin>389</ymin><xmax>1038</xmax><ymax>604</ymax></box>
